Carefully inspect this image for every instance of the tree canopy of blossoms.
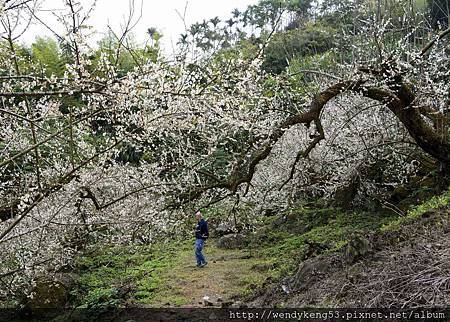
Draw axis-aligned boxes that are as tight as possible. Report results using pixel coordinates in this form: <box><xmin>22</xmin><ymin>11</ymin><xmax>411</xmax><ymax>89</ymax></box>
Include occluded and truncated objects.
<box><xmin>0</xmin><ymin>0</ymin><xmax>448</xmax><ymax>303</ymax></box>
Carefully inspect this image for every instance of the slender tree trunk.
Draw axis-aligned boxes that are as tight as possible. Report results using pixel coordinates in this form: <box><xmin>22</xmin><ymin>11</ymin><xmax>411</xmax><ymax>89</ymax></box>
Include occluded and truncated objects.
<box><xmin>7</xmin><ymin>35</ymin><xmax>42</xmax><ymax>191</ymax></box>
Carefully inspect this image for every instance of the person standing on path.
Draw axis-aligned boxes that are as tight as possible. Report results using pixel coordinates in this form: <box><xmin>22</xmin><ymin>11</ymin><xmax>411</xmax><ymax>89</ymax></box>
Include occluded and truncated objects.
<box><xmin>194</xmin><ymin>211</ymin><xmax>209</xmax><ymax>267</ymax></box>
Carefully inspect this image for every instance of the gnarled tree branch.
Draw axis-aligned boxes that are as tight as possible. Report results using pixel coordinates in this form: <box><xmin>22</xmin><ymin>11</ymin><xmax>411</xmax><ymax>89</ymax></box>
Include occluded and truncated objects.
<box><xmin>173</xmin><ymin>72</ymin><xmax>449</xmax><ymax>207</ymax></box>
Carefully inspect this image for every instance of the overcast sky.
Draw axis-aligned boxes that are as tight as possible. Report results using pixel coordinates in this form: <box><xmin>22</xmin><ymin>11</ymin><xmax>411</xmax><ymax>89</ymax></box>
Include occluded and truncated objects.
<box><xmin>19</xmin><ymin>0</ymin><xmax>258</xmax><ymax>53</ymax></box>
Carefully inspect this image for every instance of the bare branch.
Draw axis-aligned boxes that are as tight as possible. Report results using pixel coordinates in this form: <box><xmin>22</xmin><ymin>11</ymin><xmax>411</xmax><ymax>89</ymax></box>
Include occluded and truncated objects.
<box><xmin>420</xmin><ymin>27</ymin><xmax>450</xmax><ymax>56</ymax></box>
<box><xmin>0</xmin><ymin>88</ymin><xmax>107</xmax><ymax>97</ymax></box>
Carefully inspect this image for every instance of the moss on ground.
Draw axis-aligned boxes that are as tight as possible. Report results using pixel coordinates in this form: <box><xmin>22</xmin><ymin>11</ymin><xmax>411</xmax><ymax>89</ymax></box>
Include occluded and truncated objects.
<box><xmin>247</xmin><ymin>208</ymin><xmax>398</xmax><ymax>277</ymax></box>
<box><xmin>381</xmin><ymin>186</ymin><xmax>450</xmax><ymax>232</ymax></box>
<box><xmin>70</xmin><ymin>238</ymin><xmax>274</xmax><ymax>309</ymax></box>
<box><xmin>144</xmin><ymin>245</ymin><xmax>274</xmax><ymax>307</ymax></box>
<box><xmin>69</xmin><ymin>187</ymin><xmax>449</xmax><ymax>310</ymax></box>
<box><xmin>70</xmin><ymin>210</ymin><xmax>399</xmax><ymax>309</ymax></box>
<box><xmin>71</xmin><ymin>240</ymin><xmax>191</xmax><ymax>310</ymax></box>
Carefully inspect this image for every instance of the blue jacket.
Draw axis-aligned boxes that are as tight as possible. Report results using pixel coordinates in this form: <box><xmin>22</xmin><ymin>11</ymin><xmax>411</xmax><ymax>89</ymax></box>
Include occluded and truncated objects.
<box><xmin>195</xmin><ymin>219</ymin><xmax>209</xmax><ymax>240</ymax></box>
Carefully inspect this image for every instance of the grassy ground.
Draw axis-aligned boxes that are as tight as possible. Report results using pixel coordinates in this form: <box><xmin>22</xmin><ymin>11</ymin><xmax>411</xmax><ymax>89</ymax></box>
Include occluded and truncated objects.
<box><xmin>143</xmin><ymin>244</ymin><xmax>273</xmax><ymax>307</ymax></box>
<box><xmin>71</xmin><ymin>242</ymin><xmax>181</xmax><ymax>310</ymax></box>
<box><xmin>246</xmin><ymin>187</ymin><xmax>450</xmax><ymax>308</ymax></box>
<box><xmin>70</xmin><ymin>187</ymin><xmax>449</xmax><ymax>310</ymax></box>
<box><xmin>71</xmin><ymin>210</ymin><xmax>398</xmax><ymax>310</ymax></box>
<box><xmin>381</xmin><ymin>186</ymin><xmax>450</xmax><ymax>232</ymax></box>
<box><xmin>71</xmin><ymin>239</ymin><xmax>275</xmax><ymax>309</ymax></box>
<box><xmin>245</xmin><ymin>207</ymin><xmax>398</xmax><ymax>278</ymax></box>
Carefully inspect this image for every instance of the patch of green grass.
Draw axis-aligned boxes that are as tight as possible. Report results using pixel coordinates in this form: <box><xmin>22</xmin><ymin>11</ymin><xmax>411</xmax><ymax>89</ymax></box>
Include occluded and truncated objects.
<box><xmin>144</xmin><ymin>243</ymin><xmax>275</xmax><ymax>306</ymax></box>
<box><xmin>247</xmin><ymin>188</ymin><xmax>449</xmax><ymax>281</ymax></box>
<box><xmin>248</xmin><ymin>207</ymin><xmax>399</xmax><ymax>277</ymax></box>
<box><xmin>155</xmin><ymin>293</ymin><xmax>190</xmax><ymax>307</ymax></box>
<box><xmin>68</xmin><ymin>188</ymin><xmax>449</xmax><ymax>309</ymax></box>
<box><xmin>381</xmin><ymin>186</ymin><xmax>450</xmax><ymax>232</ymax></box>
<box><xmin>305</xmin><ymin>210</ymin><xmax>395</xmax><ymax>246</ymax></box>
<box><xmin>238</xmin><ymin>274</ymin><xmax>265</xmax><ymax>297</ymax></box>
<box><xmin>80</xmin><ymin>288</ymin><xmax>120</xmax><ymax>310</ymax></box>
<box><xmin>71</xmin><ymin>239</ymin><xmax>192</xmax><ymax>308</ymax></box>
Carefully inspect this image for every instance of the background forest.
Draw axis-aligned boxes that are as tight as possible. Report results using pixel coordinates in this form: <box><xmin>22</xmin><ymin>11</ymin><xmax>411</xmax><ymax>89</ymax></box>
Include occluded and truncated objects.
<box><xmin>0</xmin><ymin>0</ymin><xmax>449</xmax><ymax>316</ymax></box>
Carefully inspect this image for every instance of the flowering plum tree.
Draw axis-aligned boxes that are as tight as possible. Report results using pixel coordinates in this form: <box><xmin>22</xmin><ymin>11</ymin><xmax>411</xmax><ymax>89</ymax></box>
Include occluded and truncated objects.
<box><xmin>0</xmin><ymin>0</ymin><xmax>448</xmax><ymax>303</ymax></box>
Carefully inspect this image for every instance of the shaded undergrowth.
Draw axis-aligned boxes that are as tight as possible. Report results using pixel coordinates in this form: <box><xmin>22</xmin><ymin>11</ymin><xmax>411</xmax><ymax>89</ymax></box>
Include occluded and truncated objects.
<box><xmin>245</xmin><ymin>207</ymin><xmax>398</xmax><ymax>279</ymax></box>
<box><xmin>68</xmin><ymin>187</ymin><xmax>449</xmax><ymax>310</ymax></box>
<box><xmin>71</xmin><ymin>241</ymin><xmax>190</xmax><ymax>312</ymax></box>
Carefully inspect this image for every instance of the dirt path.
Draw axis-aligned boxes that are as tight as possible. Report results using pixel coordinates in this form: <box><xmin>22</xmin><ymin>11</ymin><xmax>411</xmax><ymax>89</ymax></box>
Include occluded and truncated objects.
<box><xmin>145</xmin><ymin>241</ymin><xmax>269</xmax><ymax>307</ymax></box>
